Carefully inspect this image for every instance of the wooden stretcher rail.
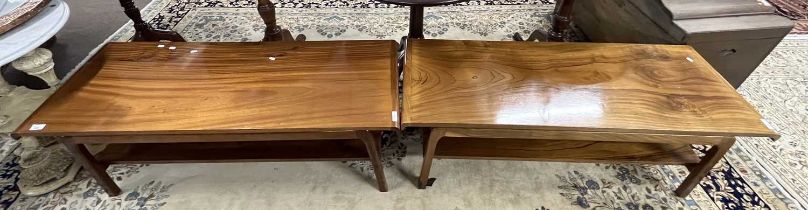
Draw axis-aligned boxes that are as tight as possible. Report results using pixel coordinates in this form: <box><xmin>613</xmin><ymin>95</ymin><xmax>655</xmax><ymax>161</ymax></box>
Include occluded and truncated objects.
<box><xmin>93</xmin><ymin>139</ymin><xmax>370</xmax><ymax>164</ymax></box>
<box><xmin>70</xmin><ymin>132</ymin><xmax>359</xmax><ymax>144</ymax></box>
<box><xmin>434</xmin><ymin>137</ymin><xmax>701</xmax><ymax>165</ymax></box>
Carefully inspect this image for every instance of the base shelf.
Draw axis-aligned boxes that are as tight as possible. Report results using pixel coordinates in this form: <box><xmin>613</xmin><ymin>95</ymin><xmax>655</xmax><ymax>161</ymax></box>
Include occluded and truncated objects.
<box><xmin>434</xmin><ymin>137</ymin><xmax>700</xmax><ymax>165</ymax></box>
<box><xmin>94</xmin><ymin>139</ymin><xmax>370</xmax><ymax>164</ymax></box>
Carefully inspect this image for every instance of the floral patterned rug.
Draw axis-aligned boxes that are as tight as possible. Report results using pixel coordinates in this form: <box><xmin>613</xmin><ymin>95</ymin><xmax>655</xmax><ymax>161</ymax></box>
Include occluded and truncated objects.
<box><xmin>0</xmin><ymin>0</ymin><xmax>806</xmax><ymax>209</ymax></box>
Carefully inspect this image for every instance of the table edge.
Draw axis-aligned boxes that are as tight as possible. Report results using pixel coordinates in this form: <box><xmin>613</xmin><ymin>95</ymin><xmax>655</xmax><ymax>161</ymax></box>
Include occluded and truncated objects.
<box><xmin>14</xmin><ymin>126</ymin><xmax>400</xmax><ymax>137</ymax></box>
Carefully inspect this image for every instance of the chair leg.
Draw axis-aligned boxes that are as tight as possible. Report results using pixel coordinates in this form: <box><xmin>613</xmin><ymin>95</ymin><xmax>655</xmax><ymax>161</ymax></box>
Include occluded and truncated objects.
<box><xmin>675</xmin><ymin>137</ymin><xmax>736</xmax><ymax>197</ymax></box>
<box><xmin>356</xmin><ymin>131</ymin><xmax>389</xmax><ymax>192</ymax></box>
<box><xmin>62</xmin><ymin>140</ymin><xmax>121</xmax><ymax>196</ymax></box>
<box><xmin>418</xmin><ymin>128</ymin><xmax>445</xmax><ymax>189</ymax></box>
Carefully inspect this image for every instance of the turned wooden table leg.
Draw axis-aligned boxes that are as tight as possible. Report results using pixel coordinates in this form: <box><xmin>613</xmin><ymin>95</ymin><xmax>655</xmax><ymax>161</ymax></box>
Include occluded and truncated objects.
<box><xmin>118</xmin><ymin>0</ymin><xmax>185</xmax><ymax>42</ymax></box>
<box><xmin>62</xmin><ymin>140</ymin><xmax>121</xmax><ymax>196</ymax></box>
<box><xmin>408</xmin><ymin>6</ymin><xmax>425</xmax><ymax>39</ymax></box>
<box><xmin>258</xmin><ymin>0</ymin><xmax>305</xmax><ymax>42</ymax></box>
<box><xmin>418</xmin><ymin>128</ymin><xmax>445</xmax><ymax>189</ymax></box>
<box><xmin>357</xmin><ymin>131</ymin><xmax>389</xmax><ymax>192</ymax></box>
<box><xmin>675</xmin><ymin>137</ymin><xmax>736</xmax><ymax>197</ymax></box>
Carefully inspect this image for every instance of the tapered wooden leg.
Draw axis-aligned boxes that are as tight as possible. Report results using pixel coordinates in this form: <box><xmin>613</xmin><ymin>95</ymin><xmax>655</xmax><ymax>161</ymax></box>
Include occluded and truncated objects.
<box><xmin>356</xmin><ymin>131</ymin><xmax>389</xmax><ymax>192</ymax></box>
<box><xmin>62</xmin><ymin>140</ymin><xmax>121</xmax><ymax>196</ymax></box>
<box><xmin>421</xmin><ymin>128</ymin><xmax>431</xmax><ymax>158</ymax></box>
<box><xmin>675</xmin><ymin>137</ymin><xmax>736</xmax><ymax>197</ymax></box>
<box><xmin>418</xmin><ymin>128</ymin><xmax>445</xmax><ymax>189</ymax></box>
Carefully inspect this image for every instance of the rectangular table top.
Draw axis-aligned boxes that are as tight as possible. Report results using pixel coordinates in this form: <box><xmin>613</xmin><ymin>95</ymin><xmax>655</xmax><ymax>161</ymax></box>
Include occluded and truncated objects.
<box><xmin>16</xmin><ymin>41</ymin><xmax>399</xmax><ymax>136</ymax></box>
<box><xmin>403</xmin><ymin>39</ymin><xmax>778</xmax><ymax>138</ymax></box>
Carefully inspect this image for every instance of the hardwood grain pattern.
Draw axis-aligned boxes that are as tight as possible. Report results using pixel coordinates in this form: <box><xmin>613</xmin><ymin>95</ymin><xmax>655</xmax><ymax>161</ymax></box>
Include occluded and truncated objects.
<box><xmin>16</xmin><ymin>41</ymin><xmax>399</xmax><ymax>137</ymax></box>
<box><xmin>403</xmin><ymin>39</ymin><xmax>777</xmax><ymax>138</ymax></box>
<box><xmin>93</xmin><ymin>139</ymin><xmax>370</xmax><ymax>164</ymax></box>
<box><xmin>443</xmin><ymin>128</ymin><xmax>726</xmax><ymax>145</ymax></box>
<box><xmin>433</xmin><ymin>137</ymin><xmax>700</xmax><ymax>165</ymax></box>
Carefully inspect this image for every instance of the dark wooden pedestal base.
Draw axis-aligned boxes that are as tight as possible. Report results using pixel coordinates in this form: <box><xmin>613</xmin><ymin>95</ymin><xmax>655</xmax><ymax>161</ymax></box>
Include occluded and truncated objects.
<box><xmin>514</xmin><ymin>0</ymin><xmax>575</xmax><ymax>42</ymax></box>
<box><xmin>418</xmin><ymin>128</ymin><xmax>735</xmax><ymax>197</ymax></box>
<box><xmin>61</xmin><ymin>131</ymin><xmax>389</xmax><ymax>196</ymax></box>
<box><xmin>118</xmin><ymin>0</ymin><xmax>304</xmax><ymax>42</ymax></box>
<box><xmin>258</xmin><ymin>0</ymin><xmax>305</xmax><ymax>42</ymax></box>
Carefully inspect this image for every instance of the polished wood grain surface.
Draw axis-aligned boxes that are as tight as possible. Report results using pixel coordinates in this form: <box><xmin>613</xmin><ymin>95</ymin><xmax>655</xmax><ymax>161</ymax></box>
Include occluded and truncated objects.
<box><xmin>403</xmin><ymin>39</ymin><xmax>777</xmax><ymax>138</ymax></box>
<box><xmin>17</xmin><ymin>41</ymin><xmax>399</xmax><ymax>136</ymax></box>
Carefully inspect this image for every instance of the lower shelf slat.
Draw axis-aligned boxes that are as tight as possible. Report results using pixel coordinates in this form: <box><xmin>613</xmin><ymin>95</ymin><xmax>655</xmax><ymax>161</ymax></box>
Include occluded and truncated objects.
<box><xmin>434</xmin><ymin>137</ymin><xmax>700</xmax><ymax>165</ymax></box>
<box><xmin>94</xmin><ymin>139</ymin><xmax>370</xmax><ymax>164</ymax></box>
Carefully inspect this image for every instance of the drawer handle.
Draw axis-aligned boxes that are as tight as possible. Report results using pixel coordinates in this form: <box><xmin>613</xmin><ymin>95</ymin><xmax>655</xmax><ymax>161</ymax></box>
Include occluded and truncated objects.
<box><xmin>720</xmin><ymin>49</ymin><xmax>737</xmax><ymax>56</ymax></box>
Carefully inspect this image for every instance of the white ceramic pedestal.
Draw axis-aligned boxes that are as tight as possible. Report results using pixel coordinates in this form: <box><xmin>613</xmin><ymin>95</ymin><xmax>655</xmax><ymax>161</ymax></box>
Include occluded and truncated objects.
<box><xmin>12</xmin><ymin>48</ymin><xmax>59</xmax><ymax>86</ymax></box>
<box><xmin>0</xmin><ymin>0</ymin><xmax>72</xmax><ymax>196</ymax></box>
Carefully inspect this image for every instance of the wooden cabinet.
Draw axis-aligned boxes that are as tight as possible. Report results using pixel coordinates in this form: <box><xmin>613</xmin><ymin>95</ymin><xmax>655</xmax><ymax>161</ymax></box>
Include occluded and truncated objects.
<box><xmin>573</xmin><ymin>0</ymin><xmax>793</xmax><ymax>88</ymax></box>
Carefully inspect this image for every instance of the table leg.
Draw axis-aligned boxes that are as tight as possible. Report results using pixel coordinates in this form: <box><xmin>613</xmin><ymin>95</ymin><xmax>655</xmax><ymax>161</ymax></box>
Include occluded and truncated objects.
<box><xmin>674</xmin><ymin>137</ymin><xmax>736</xmax><ymax>197</ymax></box>
<box><xmin>421</xmin><ymin>128</ymin><xmax>431</xmax><ymax>158</ymax></box>
<box><xmin>118</xmin><ymin>0</ymin><xmax>185</xmax><ymax>42</ymax></box>
<box><xmin>258</xmin><ymin>0</ymin><xmax>305</xmax><ymax>42</ymax></box>
<box><xmin>418</xmin><ymin>128</ymin><xmax>445</xmax><ymax>189</ymax></box>
<box><xmin>62</xmin><ymin>140</ymin><xmax>121</xmax><ymax>196</ymax></box>
<box><xmin>408</xmin><ymin>6</ymin><xmax>425</xmax><ymax>39</ymax></box>
<box><xmin>356</xmin><ymin>131</ymin><xmax>389</xmax><ymax>192</ymax></box>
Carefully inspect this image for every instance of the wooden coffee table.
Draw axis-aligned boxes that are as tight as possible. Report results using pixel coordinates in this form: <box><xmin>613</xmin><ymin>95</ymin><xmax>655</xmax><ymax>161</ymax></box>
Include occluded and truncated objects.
<box><xmin>403</xmin><ymin>39</ymin><xmax>779</xmax><ymax>197</ymax></box>
<box><xmin>14</xmin><ymin>40</ymin><xmax>399</xmax><ymax>196</ymax></box>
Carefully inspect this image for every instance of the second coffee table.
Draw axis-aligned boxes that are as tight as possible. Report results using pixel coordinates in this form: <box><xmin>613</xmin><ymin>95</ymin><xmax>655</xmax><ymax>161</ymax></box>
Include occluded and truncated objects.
<box><xmin>403</xmin><ymin>39</ymin><xmax>779</xmax><ymax>197</ymax></box>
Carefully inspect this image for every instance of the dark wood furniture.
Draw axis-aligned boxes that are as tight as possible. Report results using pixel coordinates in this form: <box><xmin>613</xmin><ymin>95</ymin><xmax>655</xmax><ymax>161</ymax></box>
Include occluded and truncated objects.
<box><xmin>514</xmin><ymin>0</ymin><xmax>575</xmax><ymax>41</ymax></box>
<box><xmin>572</xmin><ymin>0</ymin><xmax>793</xmax><ymax>88</ymax></box>
<box><xmin>117</xmin><ymin>0</ymin><xmax>303</xmax><ymax>42</ymax></box>
<box><xmin>403</xmin><ymin>39</ymin><xmax>779</xmax><ymax>197</ymax></box>
<box><xmin>14</xmin><ymin>40</ymin><xmax>399</xmax><ymax>196</ymax></box>
<box><xmin>376</xmin><ymin>0</ymin><xmax>470</xmax><ymax>39</ymax></box>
